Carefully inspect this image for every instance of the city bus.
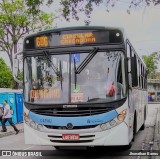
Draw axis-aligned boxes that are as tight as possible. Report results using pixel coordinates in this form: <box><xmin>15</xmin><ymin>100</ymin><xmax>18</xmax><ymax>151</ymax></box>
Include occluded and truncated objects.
<box><xmin>19</xmin><ymin>26</ymin><xmax>148</xmax><ymax>148</ymax></box>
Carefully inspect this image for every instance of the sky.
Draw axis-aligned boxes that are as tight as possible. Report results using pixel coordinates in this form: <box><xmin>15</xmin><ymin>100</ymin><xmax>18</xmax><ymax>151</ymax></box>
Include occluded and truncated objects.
<box><xmin>55</xmin><ymin>1</ymin><xmax>160</xmax><ymax>54</ymax></box>
<box><xmin>1</xmin><ymin>0</ymin><xmax>160</xmax><ymax>69</ymax></box>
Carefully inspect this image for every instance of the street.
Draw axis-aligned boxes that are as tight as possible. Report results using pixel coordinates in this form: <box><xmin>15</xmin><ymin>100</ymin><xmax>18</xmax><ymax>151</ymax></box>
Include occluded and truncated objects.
<box><xmin>0</xmin><ymin>104</ymin><xmax>159</xmax><ymax>159</ymax></box>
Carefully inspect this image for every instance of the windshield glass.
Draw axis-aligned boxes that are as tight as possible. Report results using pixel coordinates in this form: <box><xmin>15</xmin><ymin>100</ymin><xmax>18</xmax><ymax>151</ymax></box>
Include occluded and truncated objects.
<box><xmin>24</xmin><ymin>54</ymin><xmax>69</xmax><ymax>104</ymax></box>
<box><xmin>71</xmin><ymin>51</ymin><xmax>126</xmax><ymax>103</ymax></box>
<box><xmin>24</xmin><ymin>51</ymin><xmax>126</xmax><ymax>104</ymax></box>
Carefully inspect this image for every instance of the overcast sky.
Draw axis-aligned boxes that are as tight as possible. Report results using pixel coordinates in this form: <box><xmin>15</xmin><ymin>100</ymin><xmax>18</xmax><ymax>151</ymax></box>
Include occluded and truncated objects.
<box><xmin>55</xmin><ymin>1</ymin><xmax>160</xmax><ymax>54</ymax></box>
<box><xmin>1</xmin><ymin>0</ymin><xmax>160</xmax><ymax>69</ymax></box>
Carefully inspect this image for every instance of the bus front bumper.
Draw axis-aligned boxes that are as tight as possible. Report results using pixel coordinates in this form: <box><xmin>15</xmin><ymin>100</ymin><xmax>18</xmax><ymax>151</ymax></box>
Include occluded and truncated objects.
<box><xmin>24</xmin><ymin>122</ymin><xmax>129</xmax><ymax>146</ymax></box>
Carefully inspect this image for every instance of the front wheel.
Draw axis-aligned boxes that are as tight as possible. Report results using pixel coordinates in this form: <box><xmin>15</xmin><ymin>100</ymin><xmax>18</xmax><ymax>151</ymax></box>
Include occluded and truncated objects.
<box><xmin>140</xmin><ymin>123</ymin><xmax>145</xmax><ymax>130</ymax></box>
<box><xmin>54</xmin><ymin>146</ymin><xmax>60</xmax><ymax>150</ymax></box>
<box><xmin>132</xmin><ymin>114</ymin><xmax>137</xmax><ymax>142</ymax></box>
<box><xmin>123</xmin><ymin>143</ymin><xmax>132</xmax><ymax>150</ymax></box>
<box><xmin>140</xmin><ymin>109</ymin><xmax>146</xmax><ymax>130</ymax></box>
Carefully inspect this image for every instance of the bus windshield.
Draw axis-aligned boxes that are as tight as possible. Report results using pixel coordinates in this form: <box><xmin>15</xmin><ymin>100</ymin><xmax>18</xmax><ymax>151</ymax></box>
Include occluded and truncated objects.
<box><xmin>24</xmin><ymin>51</ymin><xmax>126</xmax><ymax>104</ymax></box>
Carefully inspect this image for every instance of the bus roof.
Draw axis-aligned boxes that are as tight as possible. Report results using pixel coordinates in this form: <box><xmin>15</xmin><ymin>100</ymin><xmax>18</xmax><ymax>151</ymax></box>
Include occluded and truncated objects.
<box><xmin>41</xmin><ymin>26</ymin><xmax>125</xmax><ymax>33</ymax></box>
<box><xmin>26</xmin><ymin>26</ymin><xmax>125</xmax><ymax>38</ymax></box>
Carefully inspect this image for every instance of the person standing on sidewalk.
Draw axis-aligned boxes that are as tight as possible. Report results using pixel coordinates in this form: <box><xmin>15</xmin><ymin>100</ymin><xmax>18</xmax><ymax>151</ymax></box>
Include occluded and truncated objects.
<box><xmin>1</xmin><ymin>100</ymin><xmax>19</xmax><ymax>135</ymax></box>
<box><xmin>0</xmin><ymin>104</ymin><xmax>4</xmax><ymax>125</ymax></box>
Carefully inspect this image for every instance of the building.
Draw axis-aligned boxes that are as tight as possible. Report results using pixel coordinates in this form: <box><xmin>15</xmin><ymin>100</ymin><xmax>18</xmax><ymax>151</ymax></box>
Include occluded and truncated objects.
<box><xmin>148</xmin><ymin>78</ymin><xmax>160</xmax><ymax>102</ymax></box>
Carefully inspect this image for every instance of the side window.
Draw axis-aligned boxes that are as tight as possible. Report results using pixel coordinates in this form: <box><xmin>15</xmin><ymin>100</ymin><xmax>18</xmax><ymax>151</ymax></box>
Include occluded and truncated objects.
<box><xmin>138</xmin><ymin>60</ymin><xmax>141</xmax><ymax>88</ymax></box>
<box><xmin>144</xmin><ymin>68</ymin><xmax>147</xmax><ymax>89</ymax></box>
<box><xmin>131</xmin><ymin>50</ymin><xmax>138</xmax><ymax>87</ymax></box>
<box><xmin>141</xmin><ymin>65</ymin><xmax>144</xmax><ymax>89</ymax></box>
<box><xmin>126</xmin><ymin>42</ymin><xmax>131</xmax><ymax>72</ymax></box>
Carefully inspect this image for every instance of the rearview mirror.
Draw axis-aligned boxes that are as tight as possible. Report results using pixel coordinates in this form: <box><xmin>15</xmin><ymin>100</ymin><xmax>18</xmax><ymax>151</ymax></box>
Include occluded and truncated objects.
<box><xmin>13</xmin><ymin>52</ymin><xmax>23</xmax><ymax>84</ymax></box>
<box><xmin>14</xmin><ymin>59</ymin><xmax>19</xmax><ymax>77</ymax></box>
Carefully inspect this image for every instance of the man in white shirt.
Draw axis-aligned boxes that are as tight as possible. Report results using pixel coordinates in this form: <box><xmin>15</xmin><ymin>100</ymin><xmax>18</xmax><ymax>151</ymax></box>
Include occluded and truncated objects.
<box><xmin>1</xmin><ymin>100</ymin><xmax>19</xmax><ymax>135</ymax></box>
<box><xmin>0</xmin><ymin>104</ymin><xmax>3</xmax><ymax>127</ymax></box>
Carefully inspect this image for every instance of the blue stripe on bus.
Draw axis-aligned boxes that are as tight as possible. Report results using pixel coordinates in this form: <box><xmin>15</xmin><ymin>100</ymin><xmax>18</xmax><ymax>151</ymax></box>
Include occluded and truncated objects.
<box><xmin>28</xmin><ymin>110</ymin><xmax>118</xmax><ymax>126</ymax></box>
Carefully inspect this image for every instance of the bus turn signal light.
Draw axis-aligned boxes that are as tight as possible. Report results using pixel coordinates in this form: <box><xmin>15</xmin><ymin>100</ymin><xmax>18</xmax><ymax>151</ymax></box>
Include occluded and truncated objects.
<box><xmin>23</xmin><ymin>112</ymin><xmax>30</xmax><ymax>122</ymax></box>
<box><xmin>117</xmin><ymin>114</ymin><xmax>125</xmax><ymax>121</ymax></box>
<box><xmin>117</xmin><ymin>109</ymin><xmax>127</xmax><ymax>121</ymax></box>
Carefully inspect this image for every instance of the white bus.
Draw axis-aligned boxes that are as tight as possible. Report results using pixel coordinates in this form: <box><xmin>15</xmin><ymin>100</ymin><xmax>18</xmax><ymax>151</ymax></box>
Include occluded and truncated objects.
<box><xmin>19</xmin><ymin>26</ymin><xmax>147</xmax><ymax>149</ymax></box>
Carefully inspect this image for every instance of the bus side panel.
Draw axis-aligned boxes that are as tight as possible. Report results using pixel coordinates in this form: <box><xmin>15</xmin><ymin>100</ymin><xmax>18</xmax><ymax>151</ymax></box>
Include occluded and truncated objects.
<box><xmin>131</xmin><ymin>89</ymin><xmax>147</xmax><ymax>134</ymax></box>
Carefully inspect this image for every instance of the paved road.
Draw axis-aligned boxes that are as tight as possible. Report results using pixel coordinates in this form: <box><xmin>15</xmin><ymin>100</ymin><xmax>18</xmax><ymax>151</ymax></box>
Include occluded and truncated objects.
<box><xmin>0</xmin><ymin>104</ymin><xmax>159</xmax><ymax>159</ymax></box>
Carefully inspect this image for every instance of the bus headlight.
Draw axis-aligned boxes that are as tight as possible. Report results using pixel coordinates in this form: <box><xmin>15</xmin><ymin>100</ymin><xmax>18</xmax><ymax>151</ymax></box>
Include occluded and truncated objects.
<box><xmin>97</xmin><ymin>109</ymin><xmax>127</xmax><ymax>132</ymax></box>
<box><xmin>109</xmin><ymin>120</ymin><xmax>117</xmax><ymax>127</ymax></box>
<box><xmin>26</xmin><ymin>120</ymin><xmax>44</xmax><ymax>131</ymax></box>
<box><xmin>23</xmin><ymin>112</ymin><xmax>44</xmax><ymax>131</ymax></box>
<box><xmin>30</xmin><ymin>121</ymin><xmax>36</xmax><ymax>129</ymax></box>
<box><xmin>37</xmin><ymin>124</ymin><xmax>43</xmax><ymax>131</ymax></box>
<box><xmin>100</xmin><ymin>123</ymin><xmax>108</xmax><ymax>130</ymax></box>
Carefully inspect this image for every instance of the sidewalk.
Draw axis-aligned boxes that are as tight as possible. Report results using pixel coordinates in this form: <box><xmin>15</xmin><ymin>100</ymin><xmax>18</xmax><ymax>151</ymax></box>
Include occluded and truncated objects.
<box><xmin>148</xmin><ymin>102</ymin><xmax>160</xmax><ymax>104</ymax></box>
<box><xmin>153</xmin><ymin>107</ymin><xmax>160</xmax><ymax>159</ymax></box>
<box><xmin>0</xmin><ymin>123</ymin><xmax>24</xmax><ymax>138</ymax></box>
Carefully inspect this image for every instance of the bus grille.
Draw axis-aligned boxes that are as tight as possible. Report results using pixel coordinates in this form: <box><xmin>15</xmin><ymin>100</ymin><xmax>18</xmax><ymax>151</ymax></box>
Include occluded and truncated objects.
<box><xmin>50</xmin><ymin>140</ymin><xmax>93</xmax><ymax>143</ymax></box>
<box><xmin>44</xmin><ymin>125</ymin><xmax>97</xmax><ymax>130</ymax></box>
<box><xmin>49</xmin><ymin>135</ymin><xmax>95</xmax><ymax>143</ymax></box>
<box><xmin>31</xmin><ymin>107</ymin><xmax>113</xmax><ymax>117</ymax></box>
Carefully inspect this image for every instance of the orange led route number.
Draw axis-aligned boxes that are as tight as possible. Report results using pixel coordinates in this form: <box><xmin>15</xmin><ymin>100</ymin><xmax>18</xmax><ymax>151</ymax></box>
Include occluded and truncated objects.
<box><xmin>60</xmin><ymin>32</ymin><xmax>96</xmax><ymax>45</ymax></box>
<box><xmin>35</xmin><ymin>36</ymin><xmax>49</xmax><ymax>47</ymax></box>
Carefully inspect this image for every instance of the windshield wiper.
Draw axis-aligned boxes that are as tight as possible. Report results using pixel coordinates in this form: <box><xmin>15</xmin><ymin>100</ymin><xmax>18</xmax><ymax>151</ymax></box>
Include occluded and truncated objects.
<box><xmin>76</xmin><ymin>47</ymin><xmax>99</xmax><ymax>74</ymax></box>
<box><xmin>59</xmin><ymin>60</ymin><xmax>63</xmax><ymax>90</ymax></box>
<box><xmin>87</xmin><ymin>98</ymin><xmax>106</xmax><ymax>102</ymax></box>
<box><xmin>43</xmin><ymin>50</ymin><xmax>63</xmax><ymax>90</ymax></box>
<box><xmin>74</xmin><ymin>47</ymin><xmax>99</xmax><ymax>89</ymax></box>
<box><xmin>74</xmin><ymin>58</ymin><xmax>77</xmax><ymax>89</ymax></box>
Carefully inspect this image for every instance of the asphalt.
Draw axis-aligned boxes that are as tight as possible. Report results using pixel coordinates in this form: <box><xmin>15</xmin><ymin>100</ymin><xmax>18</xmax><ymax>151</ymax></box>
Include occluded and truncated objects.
<box><xmin>0</xmin><ymin>123</ymin><xmax>24</xmax><ymax>138</ymax></box>
<box><xmin>0</xmin><ymin>102</ymin><xmax>159</xmax><ymax>152</ymax></box>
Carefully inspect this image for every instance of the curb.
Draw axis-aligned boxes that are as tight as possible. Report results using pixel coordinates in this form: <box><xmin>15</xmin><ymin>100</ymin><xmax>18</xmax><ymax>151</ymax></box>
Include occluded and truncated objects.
<box><xmin>152</xmin><ymin>107</ymin><xmax>160</xmax><ymax>159</ymax></box>
<box><xmin>148</xmin><ymin>102</ymin><xmax>160</xmax><ymax>104</ymax></box>
<box><xmin>0</xmin><ymin>129</ymin><xmax>24</xmax><ymax>138</ymax></box>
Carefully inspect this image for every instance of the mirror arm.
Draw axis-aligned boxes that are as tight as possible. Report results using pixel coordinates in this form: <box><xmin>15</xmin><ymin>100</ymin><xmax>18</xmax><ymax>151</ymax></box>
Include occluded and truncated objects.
<box><xmin>14</xmin><ymin>51</ymin><xmax>23</xmax><ymax>58</ymax></box>
<box><xmin>13</xmin><ymin>51</ymin><xmax>23</xmax><ymax>84</ymax></box>
<box><xmin>13</xmin><ymin>75</ymin><xmax>23</xmax><ymax>84</ymax></box>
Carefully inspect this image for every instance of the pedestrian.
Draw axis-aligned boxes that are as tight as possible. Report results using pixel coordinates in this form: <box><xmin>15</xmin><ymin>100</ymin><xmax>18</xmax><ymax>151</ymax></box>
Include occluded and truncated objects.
<box><xmin>1</xmin><ymin>100</ymin><xmax>19</xmax><ymax>134</ymax></box>
<box><xmin>0</xmin><ymin>104</ymin><xmax>4</xmax><ymax>126</ymax></box>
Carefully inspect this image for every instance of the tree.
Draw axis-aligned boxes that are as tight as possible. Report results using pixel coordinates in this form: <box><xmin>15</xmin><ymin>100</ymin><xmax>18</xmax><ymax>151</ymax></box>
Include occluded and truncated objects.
<box><xmin>26</xmin><ymin>0</ymin><xmax>160</xmax><ymax>23</ymax></box>
<box><xmin>0</xmin><ymin>0</ymin><xmax>54</xmax><ymax>71</ymax></box>
<box><xmin>17</xmin><ymin>70</ymin><xmax>23</xmax><ymax>81</ymax></box>
<box><xmin>142</xmin><ymin>52</ymin><xmax>159</xmax><ymax>78</ymax></box>
<box><xmin>0</xmin><ymin>58</ymin><xmax>14</xmax><ymax>88</ymax></box>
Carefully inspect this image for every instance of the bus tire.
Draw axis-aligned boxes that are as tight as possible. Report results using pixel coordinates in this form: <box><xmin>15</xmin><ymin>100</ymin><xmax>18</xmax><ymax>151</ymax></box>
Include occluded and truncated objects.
<box><xmin>140</xmin><ymin>123</ymin><xmax>145</xmax><ymax>130</ymax></box>
<box><xmin>132</xmin><ymin>113</ymin><xmax>137</xmax><ymax>142</ymax></box>
<box><xmin>123</xmin><ymin>143</ymin><xmax>132</xmax><ymax>150</ymax></box>
<box><xmin>140</xmin><ymin>108</ymin><xmax>146</xmax><ymax>130</ymax></box>
<box><xmin>54</xmin><ymin>146</ymin><xmax>60</xmax><ymax>150</ymax></box>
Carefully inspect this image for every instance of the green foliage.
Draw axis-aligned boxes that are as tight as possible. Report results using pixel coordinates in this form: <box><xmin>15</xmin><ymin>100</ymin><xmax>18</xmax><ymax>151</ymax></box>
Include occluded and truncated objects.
<box><xmin>17</xmin><ymin>70</ymin><xmax>23</xmax><ymax>81</ymax></box>
<box><xmin>142</xmin><ymin>52</ymin><xmax>158</xmax><ymax>76</ymax></box>
<box><xmin>149</xmin><ymin>72</ymin><xmax>160</xmax><ymax>79</ymax></box>
<box><xmin>0</xmin><ymin>58</ymin><xmax>14</xmax><ymax>88</ymax></box>
<box><xmin>26</xmin><ymin>0</ymin><xmax>160</xmax><ymax>23</ymax></box>
<box><xmin>0</xmin><ymin>0</ymin><xmax>54</xmax><ymax>71</ymax></box>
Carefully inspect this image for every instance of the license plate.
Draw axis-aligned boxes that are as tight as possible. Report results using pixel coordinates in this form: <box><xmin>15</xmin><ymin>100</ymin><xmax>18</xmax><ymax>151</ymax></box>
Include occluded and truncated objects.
<box><xmin>62</xmin><ymin>134</ymin><xmax>80</xmax><ymax>140</ymax></box>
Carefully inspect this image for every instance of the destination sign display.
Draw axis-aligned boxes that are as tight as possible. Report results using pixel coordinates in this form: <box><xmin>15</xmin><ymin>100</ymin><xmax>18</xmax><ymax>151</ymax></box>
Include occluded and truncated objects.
<box><xmin>24</xmin><ymin>29</ymin><xmax>123</xmax><ymax>50</ymax></box>
<box><xmin>60</xmin><ymin>32</ymin><xmax>96</xmax><ymax>45</ymax></box>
